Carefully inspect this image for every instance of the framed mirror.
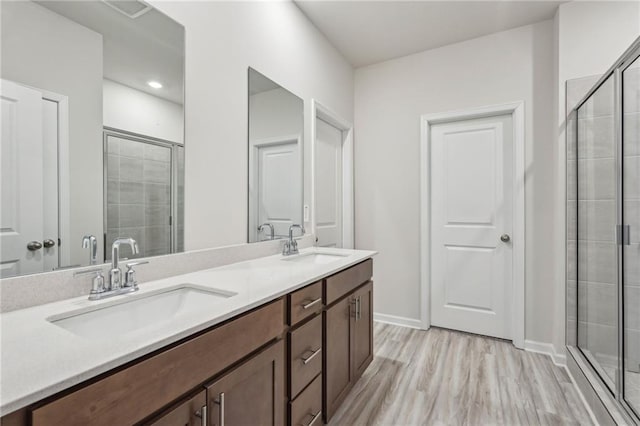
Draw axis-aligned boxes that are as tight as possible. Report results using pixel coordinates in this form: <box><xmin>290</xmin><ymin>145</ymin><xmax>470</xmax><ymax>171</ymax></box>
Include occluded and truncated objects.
<box><xmin>0</xmin><ymin>0</ymin><xmax>185</xmax><ymax>277</ymax></box>
<box><xmin>247</xmin><ymin>68</ymin><xmax>304</xmax><ymax>243</ymax></box>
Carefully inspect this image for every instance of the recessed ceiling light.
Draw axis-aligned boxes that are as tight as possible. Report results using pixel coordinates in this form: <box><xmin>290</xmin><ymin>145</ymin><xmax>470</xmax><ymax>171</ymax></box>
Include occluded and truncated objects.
<box><xmin>147</xmin><ymin>81</ymin><xmax>162</xmax><ymax>89</ymax></box>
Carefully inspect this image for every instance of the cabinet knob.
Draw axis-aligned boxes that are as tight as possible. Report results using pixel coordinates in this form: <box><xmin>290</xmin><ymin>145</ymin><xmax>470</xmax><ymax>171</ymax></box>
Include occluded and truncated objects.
<box><xmin>43</xmin><ymin>239</ymin><xmax>56</xmax><ymax>248</ymax></box>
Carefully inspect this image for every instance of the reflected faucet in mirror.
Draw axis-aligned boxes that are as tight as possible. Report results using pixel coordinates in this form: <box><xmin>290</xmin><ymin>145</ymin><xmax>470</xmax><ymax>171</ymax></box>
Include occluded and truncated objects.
<box><xmin>258</xmin><ymin>223</ymin><xmax>275</xmax><ymax>241</ymax></box>
<box><xmin>82</xmin><ymin>235</ymin><xmax>98</xmax><ymax>265</ymax></box>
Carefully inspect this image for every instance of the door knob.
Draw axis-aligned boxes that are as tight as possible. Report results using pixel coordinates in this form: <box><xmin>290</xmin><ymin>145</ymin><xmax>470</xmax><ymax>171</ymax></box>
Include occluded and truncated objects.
<box><xmin>43</xmin><ymin>239</ymin><xmax>56</xmax><ymax>248</ymax></box>
<box><xmin>500</xmin><ymin>234</ymin><xmax>511</xmax><ymax>243</ymax></box>
<box><xmin>27</xmin><ymin>241</ymin><xmax>43</xmax><ymax>251</ymax></box>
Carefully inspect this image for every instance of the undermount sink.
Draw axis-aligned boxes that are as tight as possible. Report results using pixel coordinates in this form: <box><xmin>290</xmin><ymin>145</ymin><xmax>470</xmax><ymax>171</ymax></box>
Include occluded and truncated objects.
<box><xmin>282</xmin><ymin>251</ymin><xmax>349</xmax><ymax>265</ymax></box>
<box><xmin>48</xmin><ymin>284</ymin><xmax>237</xmax><ymax>339</ymax></box>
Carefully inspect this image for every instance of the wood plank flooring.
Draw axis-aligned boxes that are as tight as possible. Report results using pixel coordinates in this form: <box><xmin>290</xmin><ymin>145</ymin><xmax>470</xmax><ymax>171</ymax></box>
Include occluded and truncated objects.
<box><xmin>329</xmin><ymin>323</ymin><xmax>593</xmax><ymax>426</ymax></box>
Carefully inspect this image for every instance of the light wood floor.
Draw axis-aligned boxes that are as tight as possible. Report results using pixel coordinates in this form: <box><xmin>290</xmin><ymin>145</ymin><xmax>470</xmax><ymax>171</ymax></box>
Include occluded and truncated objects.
<box><xmin>329</xmin><ymin>323</ymin><xmax>593</xmax><ymax>426</ymax></box>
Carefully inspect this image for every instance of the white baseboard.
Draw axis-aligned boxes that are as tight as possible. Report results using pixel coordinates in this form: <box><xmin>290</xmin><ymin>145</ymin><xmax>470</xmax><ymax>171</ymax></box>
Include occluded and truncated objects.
<box><xmin>374</xmin><ymin>313</ymin><xmax>424</xmax><ymax>330</ymax></box>
<box><xmin>524</xmin><ymin>339</ymin><xmax>567</xmax><ymax>367</ymax></box>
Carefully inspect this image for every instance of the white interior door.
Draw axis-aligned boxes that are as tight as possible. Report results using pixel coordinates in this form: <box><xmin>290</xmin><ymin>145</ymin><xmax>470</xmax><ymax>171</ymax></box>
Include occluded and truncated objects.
<box><xmin>315</xmin><ymin>118</ymin><xmax>343</xmax><ymax>248</ymax></box>
<box><xmin>0</xmin><ymin>80</ymin><xmax>44</xmax><ymax>277</ymax></box>
<box><xmin>257</xmin><ymin>140</ymin><xmax>301</xmax><ymax>239</ymax></box>
<box><xmin>430</xmin><ymin>114</ymin><xmax>513</xmax><ymax>339</ymax></box>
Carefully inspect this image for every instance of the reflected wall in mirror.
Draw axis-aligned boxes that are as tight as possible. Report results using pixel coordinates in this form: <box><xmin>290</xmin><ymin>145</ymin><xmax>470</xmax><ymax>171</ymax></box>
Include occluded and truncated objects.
<box><xmin>0</xmin><ymin>1</ymin><xmax>185</xmax><ymax>277</ymax></box>
<box><xmin>247</xmin><ymin>69</ymin><xmax>304</xmax><ymax>243</ymax></box>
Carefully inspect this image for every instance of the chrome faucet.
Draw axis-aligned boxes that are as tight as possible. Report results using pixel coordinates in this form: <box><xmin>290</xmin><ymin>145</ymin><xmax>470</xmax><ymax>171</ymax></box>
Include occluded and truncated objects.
<box><xmin>82</xmin><ymin>235</ymin><xmax>98</xmax><ymax>265</ymax></box>
<box><xmin>74</xmin><ymin>237</ymin><xmax>147</xmax><ymax>300</ymax></box>
<box><xmin>283</xmin><ymin>224</ymin><xmax>305</xmax><ymax>256</ymax></box>
<box><xmin>110</xmin><ymin>237</ymin><xmax>139</xmax><ymax>290</ymax></box>
<box><xmin>258</xmin><ymin>223</ymin><xmax>275</xmax><ymax>241</ymax></box>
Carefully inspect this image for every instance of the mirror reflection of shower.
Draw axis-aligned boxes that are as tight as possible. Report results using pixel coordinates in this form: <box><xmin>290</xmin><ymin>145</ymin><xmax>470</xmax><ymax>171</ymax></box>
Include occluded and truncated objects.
<box><xmin>104</xmin><ymin>129</ymin><xmax>185</xmax><ymax>261</ymax></box>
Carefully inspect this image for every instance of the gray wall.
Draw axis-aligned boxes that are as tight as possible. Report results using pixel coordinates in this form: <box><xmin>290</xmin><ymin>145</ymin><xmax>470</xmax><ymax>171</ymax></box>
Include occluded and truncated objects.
<box><xmin>354</xmin><ymin>20</ymin><xmax>556</xmax><ymax>343</ymax></box>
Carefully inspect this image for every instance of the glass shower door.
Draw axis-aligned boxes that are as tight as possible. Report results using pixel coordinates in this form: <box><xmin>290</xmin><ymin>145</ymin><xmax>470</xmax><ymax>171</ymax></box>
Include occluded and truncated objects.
<box><xmin>576</xmin><ymin>74</ymin><xmax>619</xmax><ymax>391</ymax></box>
<box><xmin>623</xmin><ymin>54</ymin><xmax>640</xmax><ymax>415</ymax></box>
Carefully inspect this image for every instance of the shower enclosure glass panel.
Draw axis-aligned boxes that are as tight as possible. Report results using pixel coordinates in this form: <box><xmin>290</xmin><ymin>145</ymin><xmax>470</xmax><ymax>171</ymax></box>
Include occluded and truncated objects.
<box><xmin>576</xmin><ymin>75</ymin><xmax>618</xmax><ymax>391</ymax></box>
<box><xmin>624</xmin><ymin>55</ymin><xmax>640</xmax><ymax>415</ymax></box>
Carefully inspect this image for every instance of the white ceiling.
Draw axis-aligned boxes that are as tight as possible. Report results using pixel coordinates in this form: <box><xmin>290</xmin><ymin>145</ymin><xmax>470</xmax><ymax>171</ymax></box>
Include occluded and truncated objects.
<box><xmin>36</xmin><ymin>1</ymin><xmax>184</xmax><ymax>104</ymax></box>
<box><xmin>295</xmin><ymin>0</ymin><xmax>565</xmax><ymax>67</ymax></box>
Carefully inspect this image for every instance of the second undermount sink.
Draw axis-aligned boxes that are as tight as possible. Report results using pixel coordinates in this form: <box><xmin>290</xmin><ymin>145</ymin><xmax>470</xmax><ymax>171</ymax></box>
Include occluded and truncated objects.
<box><xmin>48</xmin><ymin>284</ymin><xmax>237</xmax><ymax>339</ymax></box>
<box><xmin>282</xmin><ymin>251</ymin><xmax>350</xmax><ymax>265</ymax></box>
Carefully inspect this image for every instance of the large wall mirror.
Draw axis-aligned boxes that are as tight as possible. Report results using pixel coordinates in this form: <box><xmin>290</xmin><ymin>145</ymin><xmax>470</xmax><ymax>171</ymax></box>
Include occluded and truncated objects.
<box><xmin>247</xmin><ymin>68</ymin><xmax>304</xmax><ymax>243</ymax></box>
<box><xmin>0</xmin><ymin>1</ymin><xmax>185</xmax><ymax>277</ymax></box>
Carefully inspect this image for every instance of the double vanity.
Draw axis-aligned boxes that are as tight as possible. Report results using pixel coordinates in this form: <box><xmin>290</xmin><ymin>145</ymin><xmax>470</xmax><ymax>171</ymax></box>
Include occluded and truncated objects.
<box><xmin>0</xmin><ymin>248</ymin><xmax>376</xmax><ymax>425</ymax></box>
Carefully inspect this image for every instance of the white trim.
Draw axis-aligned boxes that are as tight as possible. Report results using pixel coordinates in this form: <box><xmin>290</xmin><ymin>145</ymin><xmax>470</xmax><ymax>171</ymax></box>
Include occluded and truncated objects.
<box><xmin>524</xmin><ymin>340</ymin><xmax>567</xmax><ymax>367</ymax></box>
<box><xmin>374</xmin><ymin>313</ymin><xmax>423</xmax><ymax>330</ymax></box>
<box><xmin>39</xmin><ymin>89</ymin><xmax>70</xmax><ymax>267</ymax></box>
<box><xmin>420</xmin><ymin>101</ymin><xmax>526</xmax><ymax>349</ymax></box>
<box><xmin>310</xmin><ymin>99</ymin><xmax>354</xmax><ymax>249</ymax></box>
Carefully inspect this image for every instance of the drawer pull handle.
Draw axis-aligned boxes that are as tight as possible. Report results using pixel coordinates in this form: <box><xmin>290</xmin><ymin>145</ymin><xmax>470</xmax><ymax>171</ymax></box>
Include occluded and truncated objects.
<box><xmin>302</xmin><ymin>410</ymin><xmax>322</xmax><ymax>426</ymax></box>
<box><xmin>214</xmin><ymin>392</ymin><xmax>225</xmax><ymax>426</ymax></box>
<box><xmin>195</xmin><ymin>404</ymin><xmax>207</xmax><ymax>426</ymax></box>
<box><xmin>301</xmin><ymin>347</ymin><xmax>322</xmax><ymax>364</ymax></box>
<box><xmin>302</xmin><ymin>297</ymin><xmax>322</xmax><ymax>310</ymax></box>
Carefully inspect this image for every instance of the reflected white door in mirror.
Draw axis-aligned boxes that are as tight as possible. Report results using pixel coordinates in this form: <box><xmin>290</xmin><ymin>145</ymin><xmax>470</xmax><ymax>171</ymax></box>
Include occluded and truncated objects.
<box><xmin>0</xmin><ymin>80</ymin><xmax>68</xmax><ymax>278</ymax></box>
<box><xmin>247</xmin><ymin>68</ymin><xmax>304</xmax><ymax>243</ymax></box>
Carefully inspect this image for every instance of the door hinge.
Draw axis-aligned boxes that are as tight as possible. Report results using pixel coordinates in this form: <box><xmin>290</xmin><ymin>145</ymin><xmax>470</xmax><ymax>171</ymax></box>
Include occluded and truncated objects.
<box><xmin>617</xmin><ymin>224</ymin><xmax>630</xmax><ymax>246</ymax></box>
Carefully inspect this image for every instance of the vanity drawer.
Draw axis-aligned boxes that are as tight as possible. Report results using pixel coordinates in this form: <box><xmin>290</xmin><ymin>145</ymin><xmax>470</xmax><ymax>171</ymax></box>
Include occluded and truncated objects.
<box><xmin>289</xmin><ymin>280</ymin><xmax>323</xmax><ymax>325</ymax></box>
<box><xmin>290</xmin><ymin>374</ymin><xmax>322</xmax><ymax>426</ymax></box>
<box><xmin>325</xmin><ymin>259</ymin><xmax>373</xmax><ymax>305</ymax></box>
<box><xmin>289</xmin><ymin>314</ymin><xmax>322</xmax><ymax>398</ymax></box>
<box><xmin>31</xmin><ymin>299</ymin><xmax>285</xmax><ymax>426</ymax></box>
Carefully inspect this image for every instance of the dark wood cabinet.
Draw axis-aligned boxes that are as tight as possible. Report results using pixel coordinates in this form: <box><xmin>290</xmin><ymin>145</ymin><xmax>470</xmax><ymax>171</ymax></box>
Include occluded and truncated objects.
<box><xmin>3</xmin><ymin>259</ymin><xmax>374</xmax><ymax>426</ymax></box>
<box><xmin>205</xmin><ymin>340</ymin><xmax>284</xmax><ymax>426</ymax></box>
<box><xmin>324</xmin><ymin>296</ymin><xmax>353</xmax><ymax>420</ymax></box>
<box><xmin>289</xmin><ymin>374</ymin><xmax>322</xmax><ymax>426</ymax></box>
<box><xmin>352</xmin><ymin>281</ymin><xmax>373</xmax><ymax>378</ymax></box>
<box><xmin>324</xmin><ymin>275</ymin><xmax>374</xmax><ymax>422</ymax></box>
<box><xmin>289</xmin><ymin>314</ymin><xmax>322</xmax><ymax>398</ymax></box>
<box><xmin>148</xmin><ymin>390</ymin><xmax>206</xmax><ymax>426</ymax></box>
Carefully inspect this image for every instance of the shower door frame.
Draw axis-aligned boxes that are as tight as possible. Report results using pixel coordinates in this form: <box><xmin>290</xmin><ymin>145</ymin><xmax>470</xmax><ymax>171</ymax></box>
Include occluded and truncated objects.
<box><xmin>567</xmin><ymin>37</ymin><xmax>640</xmax><ymax>422</ymax></box>
<box><xmin>102</xmin><ymin>127</ymin><xmax>183</xmax><ymax>260</ymax></box>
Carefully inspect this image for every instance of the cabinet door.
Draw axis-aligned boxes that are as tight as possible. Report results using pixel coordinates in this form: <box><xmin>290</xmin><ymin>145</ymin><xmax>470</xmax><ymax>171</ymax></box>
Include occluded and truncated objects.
<box><xmin>352</xmin><ymin>281</ymin><xmax>373</xmax><ymax>378</ymax></box>
<box><xmin>324</xmin><ymin>296</ymin><xmax>353</xmax><ymax>420</ymax></box>
<box><xmin>147</xmin><ymin>390</ymin><xmax>206</xmax><ymax>426</ymax></box>
<box><xmin>206</xmin><ymin>340</ymin><xmax>284</xmax><ymax>426</ymax></box>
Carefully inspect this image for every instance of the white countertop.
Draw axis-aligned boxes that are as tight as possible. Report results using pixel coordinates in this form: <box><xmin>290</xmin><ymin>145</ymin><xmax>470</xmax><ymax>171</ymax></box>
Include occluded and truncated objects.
<box><xmin>0</xmin><ymin>247</ymin><xmax>376</xmax><ymax>415</ymax></box>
